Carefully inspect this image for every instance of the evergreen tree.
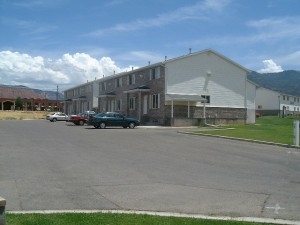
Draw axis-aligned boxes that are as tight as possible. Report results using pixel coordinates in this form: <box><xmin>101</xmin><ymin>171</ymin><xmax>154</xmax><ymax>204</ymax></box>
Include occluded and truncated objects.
<box><xmin>15</xmin><ymin>96</ymin><xmax>23</xmax><ymax>110</ymax></box>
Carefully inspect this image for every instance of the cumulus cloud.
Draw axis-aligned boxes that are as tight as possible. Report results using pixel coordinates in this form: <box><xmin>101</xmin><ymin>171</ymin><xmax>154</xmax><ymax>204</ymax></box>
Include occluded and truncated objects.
<box><xmin>258</xmin><ymin>59</ymin><xmax>283</xmax><ymax>73</ymax></box>
<box><xmin>0</xmin><ymin>51</ymin><xmax>134</xmax><ymax>90</ymax></box>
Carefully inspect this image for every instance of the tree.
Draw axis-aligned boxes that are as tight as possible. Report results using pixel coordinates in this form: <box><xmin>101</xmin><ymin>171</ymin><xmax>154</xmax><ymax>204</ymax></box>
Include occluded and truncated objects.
<box><xmin>15</xmin><ymin>96</ymin><xmax>23</xmax><ymax>110</ymax></box>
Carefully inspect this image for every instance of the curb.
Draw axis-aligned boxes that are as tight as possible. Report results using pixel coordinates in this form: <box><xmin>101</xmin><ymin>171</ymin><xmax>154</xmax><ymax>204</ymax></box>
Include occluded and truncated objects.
<box><xmin>178</xmin><ymin>130</ymin><xmax>300</xmax><ymax>150</ymax></box>
<box><xmin>7</xmin><ymin>210</ymin><xmax>300</xmax><ymax>225</ymax></box>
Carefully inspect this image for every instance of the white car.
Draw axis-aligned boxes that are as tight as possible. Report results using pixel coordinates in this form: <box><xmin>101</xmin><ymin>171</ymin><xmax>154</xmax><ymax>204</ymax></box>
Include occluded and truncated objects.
<box><xmin>46</xmin><ymin>112</ymin><xmax>69</xmax><ymax>122</ymax></box>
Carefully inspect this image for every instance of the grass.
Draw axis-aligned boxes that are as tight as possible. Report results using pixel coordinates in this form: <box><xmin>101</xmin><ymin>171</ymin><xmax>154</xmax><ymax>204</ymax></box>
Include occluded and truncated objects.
<box><xmin>194</xmin><ymin>116</ymin><xmax>299</xmax><ymax>145</ymax></box>
<box><xmin>0</xmin><ymin>110</ymin><xmax>48</xmax><ymax>120</ymax></box>
<box><xmin>6</xmin><ymin>212</ymin><xmax>276</xmax><ymax>225</ymax></box>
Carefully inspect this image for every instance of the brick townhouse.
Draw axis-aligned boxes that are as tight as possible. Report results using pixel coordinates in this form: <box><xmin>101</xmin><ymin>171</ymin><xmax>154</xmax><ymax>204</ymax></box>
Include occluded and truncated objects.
<box><xmin>64</xmin><ymin>49</ymin><xmax>256</xmax><ymax>126</ymax></box>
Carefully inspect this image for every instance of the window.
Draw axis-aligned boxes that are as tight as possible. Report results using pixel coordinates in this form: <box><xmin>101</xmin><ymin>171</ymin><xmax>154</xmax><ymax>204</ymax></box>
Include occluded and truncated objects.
<box><xmin>283</xmin><ymin>96</ymin><xmax>285</xmax><ymax>100</ymax></box>
<box><xmin>129</xmin><ymin>97</ymin><xmax>136</xmax><ymax>110</ymax></box>
<box><xmin>80</xmin><ymin>87</ymin><xmax>86</xmax><ymax>95</ymax></box>
<box><xmin>287</xmin><ymin>96</ymin><xmax>289</xmax><ymax>101</ymax></box>
<box><xmin>103</xmin><ymin>82</ymin><xmax>107</xmax><ymax>91</ymax></box>
<box><xmin>116</xmin><ymin>78</ymin><xmax>122</xmax><ymax>88</ymax></box>
<box><xmin>99</xmin><ymin>83</ymin><xmax>102</xmax><ymax>92</ymax></box>
<box><xmin>116</xmin><ymin>99</ymin><xmax>122</xmax><ymax>111</ymax></box>
<box><xmin>150</xmin><ymin>67</ymin><xmax>160</xmax><ymax>80</ymax></box>
<box><xmin>201</xmin><ymin>95</ymin><xmax>210</xmax><ymax>103</ymax></box>
<box><xmin>128</xmin><ymin>74</ymin><xmax>135</xmax><ymax>85</ymax></box>
<box><xmin>151</xmin><ymin>94</ymin><xmax>160</xmax><ymax>109</ymax></box>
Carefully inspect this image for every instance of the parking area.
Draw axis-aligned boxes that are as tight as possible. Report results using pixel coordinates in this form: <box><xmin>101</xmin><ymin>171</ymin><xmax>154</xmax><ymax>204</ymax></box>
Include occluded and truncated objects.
<box><xmin>0</xmin><ymin>120</ymin><xmax>300</xmax><ymax>221</ymax></box>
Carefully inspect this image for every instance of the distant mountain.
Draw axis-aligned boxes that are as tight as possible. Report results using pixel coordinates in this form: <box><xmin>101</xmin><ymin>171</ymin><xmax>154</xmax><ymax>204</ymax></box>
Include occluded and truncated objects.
<box><xmin>248</xmin><ymin>70</ymin><xmax>300</xmax><ymax>96</ymax></box>
<box><xmin>0</xmin><ymin>84</ymin><xmax>64</xmax><ymax>100</ymax></box>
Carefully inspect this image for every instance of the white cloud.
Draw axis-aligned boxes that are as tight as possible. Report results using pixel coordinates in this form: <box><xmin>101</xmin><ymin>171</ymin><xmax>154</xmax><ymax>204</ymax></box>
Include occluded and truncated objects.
<box><xmin>278</xmin><ymin>50</ymin><xmax>300</xmax><ymax>68</ymax></box>
<box><xmin>258</xmin><ymin>59</ymin><xmax>283</xmax><ymax>73</ymax></box>
<box><xmin>246</xmin><ymin>16</ymin><xmax>300</xmax><ymax>42</ymax></box>
<box><xmin>88</xmin><ymin>0</ymin><xmax>230</xmax><ymax>36</ymax></box>
<box><xmin>0</xmin><ymin>51</ymin><xmax>134</xmax><ymax>90</ymax></box>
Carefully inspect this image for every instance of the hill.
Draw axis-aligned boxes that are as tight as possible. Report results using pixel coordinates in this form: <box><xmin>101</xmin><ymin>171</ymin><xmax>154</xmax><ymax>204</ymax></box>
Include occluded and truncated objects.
<box><xmin>248</xmin><ymin>70</ymin><xmax>300</xmax><ymax>96</ymax></box>
<box><xmin>0</xmin><ymin>84</ymin><xmax>64</xmax><ymax>100</ymax></box>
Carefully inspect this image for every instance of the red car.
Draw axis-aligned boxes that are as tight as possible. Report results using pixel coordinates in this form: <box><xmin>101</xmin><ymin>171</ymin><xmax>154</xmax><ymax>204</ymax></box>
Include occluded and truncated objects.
<box><xmin>67</xmin><ymin>111</ymin><xmax>95</xmax><ymax>126</ymax></box>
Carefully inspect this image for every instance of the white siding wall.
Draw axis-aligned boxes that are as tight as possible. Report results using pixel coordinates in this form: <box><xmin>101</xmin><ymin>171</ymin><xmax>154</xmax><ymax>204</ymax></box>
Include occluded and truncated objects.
<box><xmin>165</xmin><ymin>51</ymin><xmax>248</xmax><ymax>108</ymax></box>
<box><xmin>246</xmin><ymin>81</ymin><xmax>256</xmax><ymax>123</ymax></box>
<box><xmin>256</xmin><ymin>88</ymin><xmax>280</xmax><ymax>110</ymax></box>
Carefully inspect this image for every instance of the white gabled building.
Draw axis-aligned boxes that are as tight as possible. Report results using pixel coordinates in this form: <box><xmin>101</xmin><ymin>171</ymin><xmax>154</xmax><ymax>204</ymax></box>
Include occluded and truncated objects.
<box><xmin>64</xmin><ymin>49</ymin><xmax>256</xmax><ymax>126</ymax></box>
<box><xmin>165</xmin><ymin>49</ymin><xmax>256</xmax><ymax>125</ymax></box>
<box><xmin>256</xmin><ymin>86</ymin><xmax>300</xmax><ymax>116</ymax></box>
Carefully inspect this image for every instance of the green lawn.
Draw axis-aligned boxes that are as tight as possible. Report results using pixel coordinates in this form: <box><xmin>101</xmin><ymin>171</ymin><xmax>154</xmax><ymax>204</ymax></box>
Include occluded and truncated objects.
<box><xmin>6</xmin><ymin>212</ymin><xmax>276</xmax><ymax>225</ymax></box>
<box><xmin>194</xmin><ymin>116</ymin><xmax>299</xmax><ymax>145</ymax></box>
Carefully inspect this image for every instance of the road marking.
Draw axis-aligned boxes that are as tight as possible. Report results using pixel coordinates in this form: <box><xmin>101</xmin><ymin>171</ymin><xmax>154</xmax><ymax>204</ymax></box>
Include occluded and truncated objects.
<box><xmin>266</xmin><ymin>203</ymin><xmax>285</xmax><ymax>214</ymax></box>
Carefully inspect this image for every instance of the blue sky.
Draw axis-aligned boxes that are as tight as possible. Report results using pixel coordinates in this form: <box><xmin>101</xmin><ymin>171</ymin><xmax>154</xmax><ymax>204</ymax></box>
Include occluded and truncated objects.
<box><xmin>0</xmin><ymin>0</ymin><xmax>300</xmax><ymax>91</ymax></box>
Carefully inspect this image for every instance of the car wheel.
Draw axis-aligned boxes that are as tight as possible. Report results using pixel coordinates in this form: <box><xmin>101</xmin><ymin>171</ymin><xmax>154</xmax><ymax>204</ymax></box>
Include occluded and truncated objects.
<box><xmin>128</xmin><ymin>122</ymin><xmax>135</xmax><ymax>129</ymax></box>
<box><xmin>52</xmin><ymin>118</ymin><xmax>57</xmax><ymax>122</ymax></box>
<box><xmin>79</xmin><ymin>120</ymin><xmax>84</xmax><ymax>126</ymax></box>
<box><xmin>100</xmin><ymin>122</ymin><xmax>106</xmax><ymax>129</ymax></box>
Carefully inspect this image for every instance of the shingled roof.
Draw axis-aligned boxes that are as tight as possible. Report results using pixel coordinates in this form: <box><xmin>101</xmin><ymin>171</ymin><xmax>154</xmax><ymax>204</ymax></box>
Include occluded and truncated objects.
<box><xmin>0</xmin><ymin>87</ymin><xmax>46</xmax><ymax>99</ymax></box>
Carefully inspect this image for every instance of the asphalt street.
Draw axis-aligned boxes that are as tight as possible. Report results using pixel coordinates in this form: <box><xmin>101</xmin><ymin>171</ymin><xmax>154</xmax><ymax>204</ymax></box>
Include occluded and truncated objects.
<box><xmin>0</xmin><ymin>120</ymin><xmax>299</xmax><ymax>221</ymax></box>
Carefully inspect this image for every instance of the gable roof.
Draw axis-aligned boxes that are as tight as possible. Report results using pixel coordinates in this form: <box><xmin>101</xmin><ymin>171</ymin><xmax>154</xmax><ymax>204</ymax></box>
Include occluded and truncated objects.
<box><xmin>0</xmin><ymin>87</ymin><xmax>46</xmax><ymax>99</ymax></box>
<box><xmin>164</xmin><ymin>49</ymin><xmax>250</xmax><ymax>73</ymax></box>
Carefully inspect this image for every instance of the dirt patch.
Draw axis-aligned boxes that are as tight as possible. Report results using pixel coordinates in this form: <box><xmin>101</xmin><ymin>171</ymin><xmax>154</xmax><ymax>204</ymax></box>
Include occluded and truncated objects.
<box><xmin>0</xmin><ymin>111</ymin><xmax>49</xmax><ymax>120</ymax></box>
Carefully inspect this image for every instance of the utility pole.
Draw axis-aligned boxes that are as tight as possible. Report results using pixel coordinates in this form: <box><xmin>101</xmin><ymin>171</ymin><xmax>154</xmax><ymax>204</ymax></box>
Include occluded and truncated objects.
<box><xmin>56</xmin><ymin>85</ymin><xmax>59</xmax><ymax>110</ymax></box>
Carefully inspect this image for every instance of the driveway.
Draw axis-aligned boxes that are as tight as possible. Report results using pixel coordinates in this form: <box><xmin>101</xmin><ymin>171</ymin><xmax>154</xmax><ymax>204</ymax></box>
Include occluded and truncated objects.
<box><xmin>0</xmin><ymin>120</ymin><xmax>299</xmax><ymax>221</ymax></box>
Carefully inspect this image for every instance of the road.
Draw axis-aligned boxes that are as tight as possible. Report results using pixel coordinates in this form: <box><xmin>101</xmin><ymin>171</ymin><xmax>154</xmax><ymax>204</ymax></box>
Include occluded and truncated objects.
<box><xmin>0</xmin><ymin>120</ymin><xmax>299</xmax><ymax>221</ymax></box>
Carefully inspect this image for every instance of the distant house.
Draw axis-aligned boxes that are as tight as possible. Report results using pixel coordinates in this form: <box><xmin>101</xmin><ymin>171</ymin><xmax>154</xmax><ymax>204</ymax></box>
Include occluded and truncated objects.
<box><xmin>256</xmin><ymin>86</ymin><xmax>300</xmax><ymax>116</ymax></box>
<box><xmin>64</xmin><ymin>49</ymin><xmax>256</xmax><ymax>126</ymax></box>
<box><xmin>0</xmin><ymin>87</ymin><xmax>63</xmax><ymax>111</ymax></box>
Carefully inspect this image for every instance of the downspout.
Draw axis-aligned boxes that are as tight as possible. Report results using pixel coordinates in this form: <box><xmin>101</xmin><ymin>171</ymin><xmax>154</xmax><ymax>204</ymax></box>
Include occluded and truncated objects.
<box><xmin>138</xmin><ymin>91</ymin><xmax>142</xmax><ymax>121</ymax></box>
<box><xmin>188</xmin><ymin>101</ymin><xmax>190</xmax><ymax>118</ymax></box>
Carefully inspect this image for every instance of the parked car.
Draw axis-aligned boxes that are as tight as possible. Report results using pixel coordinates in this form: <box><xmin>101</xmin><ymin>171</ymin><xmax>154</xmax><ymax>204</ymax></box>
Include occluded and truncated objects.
<box><xmin>67</xmin><ymin>111</ymin><xmax>96</xmax><ymax>125</ymax></box>
<box><xmin>89</xmin><ymin>112</ymin><xmax>140</xmax><ymax>129</ymax></box>
<box><xmin>46</xmin><ymin>112</ymin><xmax>69</xmax><ymax>122</ymax></box>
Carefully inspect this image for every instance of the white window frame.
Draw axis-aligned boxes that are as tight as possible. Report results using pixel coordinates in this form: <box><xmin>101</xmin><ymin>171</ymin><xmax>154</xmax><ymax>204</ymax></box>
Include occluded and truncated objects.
<box><xmin>116</xmin><ymin>78</ymin><xmax>122</xmax><ymax>88</ymax></box>
<box><xmin>128</xmin><ymin>74</ymin><xmax>135</xmax><ymax>85</ymax></box>
<box><xmin>150</xmin><ymin>67</ymin><xmax>160</xmax><ymax>80</ymax></box>
<box><xmin>129</xmin><ymin>97</ymin><xmax>136</xmax><ymax>110</ymax></box>
<box><xmin>151</xmin><ymin>94</ymin><xmax>160</xmax><ymax>109</ymax></box>
<box><xmin>201</xmin><ymin>95</ymin><xmax>210</xmax><ymax>104</ymax></box>
<box><xmin>116</xmin><ymin>99</ymin><xmax>122</xmax><ymax>111</ymax></box>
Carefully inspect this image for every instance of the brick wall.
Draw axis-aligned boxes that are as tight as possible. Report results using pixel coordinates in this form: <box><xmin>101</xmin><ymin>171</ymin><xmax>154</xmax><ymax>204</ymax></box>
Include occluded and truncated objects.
<box><xmin>164</xmin><ymin>105</ymin><xmax>247</xmax><ymax>125</ymax></box>
<box><xmin>97</xmin><ymin>65</ymin><xmax>166</xmax><ymax>124</ymax></box>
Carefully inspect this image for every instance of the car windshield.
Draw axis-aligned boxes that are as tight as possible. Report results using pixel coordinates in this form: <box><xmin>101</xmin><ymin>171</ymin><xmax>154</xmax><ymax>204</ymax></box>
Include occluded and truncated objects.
<box><xmin>95</xmin><ymin>112</ymin><xmax>106</xmax><ymax>117</ymax></box>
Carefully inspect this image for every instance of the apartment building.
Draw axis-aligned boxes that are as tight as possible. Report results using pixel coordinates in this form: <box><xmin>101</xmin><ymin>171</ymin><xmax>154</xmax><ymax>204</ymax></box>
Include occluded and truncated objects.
<box><xmin>256</xmin><ymin>86</ymin><xmax>300</xmax><ymax>116</ymax></box>
<box><xmin>64</xmin><ymin>49</ymin><xmax>256</xmax><ymax>126</ymax></box>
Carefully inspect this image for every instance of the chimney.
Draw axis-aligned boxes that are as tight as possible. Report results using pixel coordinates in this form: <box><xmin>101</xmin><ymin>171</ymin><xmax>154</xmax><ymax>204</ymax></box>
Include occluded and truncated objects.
<box><xmin>189</xmin><ymin>48</ymin><xmax>192</xmax><ymax>54</ymax></box>
<box><xmin>165</xmin><ymin>56</ymin><xmax>167</xmax><ymax>61</ymax></box>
